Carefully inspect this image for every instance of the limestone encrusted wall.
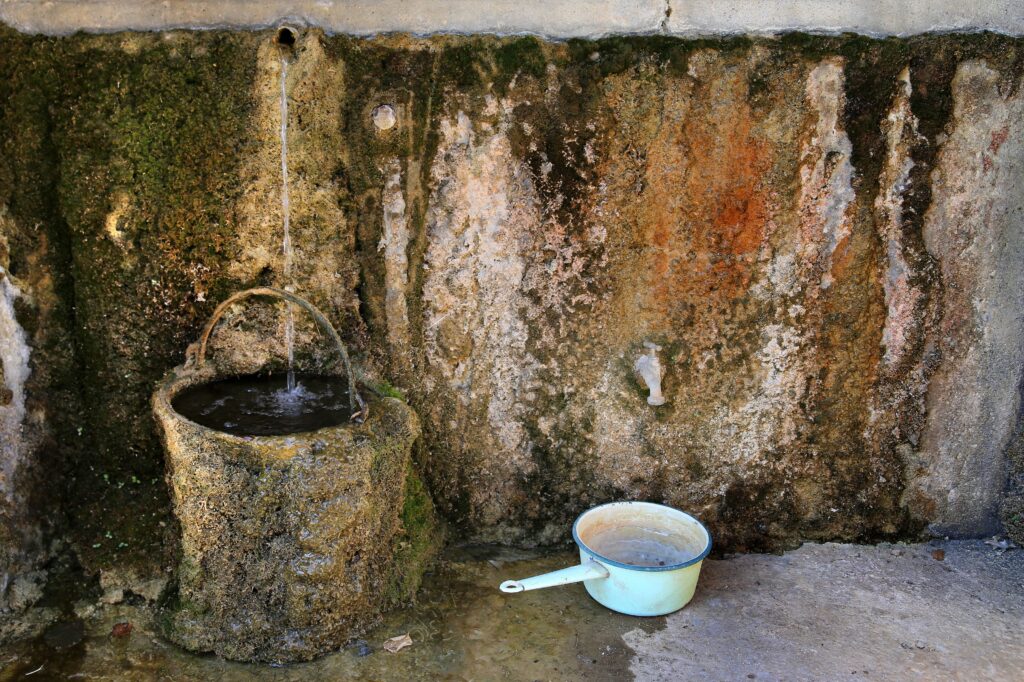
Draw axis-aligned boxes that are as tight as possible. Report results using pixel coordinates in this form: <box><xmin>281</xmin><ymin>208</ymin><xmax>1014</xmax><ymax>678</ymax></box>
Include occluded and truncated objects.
<box><xmin>912</xmin><ymin>62</ymin><xmax>1024</xmax><ymax>537</ymax></box>
<box><xmin>0</xmin><ymin>29</ymin><xmax>1022</xmax><ymax>583</ymax></box>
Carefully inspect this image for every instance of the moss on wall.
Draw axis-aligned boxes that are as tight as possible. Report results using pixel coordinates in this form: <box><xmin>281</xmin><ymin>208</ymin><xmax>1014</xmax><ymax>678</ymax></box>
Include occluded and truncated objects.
<box><xmin>386</xmin><ymin>464</ymin><xmax>444</xmax><ymax>605</ymax></box>
<box><xmin>47</xmin><ymin>32</ymin><xmax>262</xmax><ymax>573</ymax></box>
<box><xmin>0</xmin><ymin>28</ymin><xmax>85</xmax><ymax>575</ymax></box>
<box><xmin>0</xmin><ymin>28</ymin><xmax>1022</xmax><ymax>581</ymax></box>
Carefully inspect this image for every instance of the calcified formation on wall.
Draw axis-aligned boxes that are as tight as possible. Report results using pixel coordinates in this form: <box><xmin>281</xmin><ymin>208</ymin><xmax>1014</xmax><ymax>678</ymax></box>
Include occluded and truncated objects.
<box><xmin>0</xmin><ymin>29</ymin><xmax>1022</xmax><ymax>599</ymax></box>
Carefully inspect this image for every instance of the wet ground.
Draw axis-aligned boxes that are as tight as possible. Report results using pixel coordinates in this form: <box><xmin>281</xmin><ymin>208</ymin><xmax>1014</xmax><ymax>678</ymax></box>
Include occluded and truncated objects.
<box><xmin>0</xmin><ymin>546</ymin><xmax>659</xmax><ymax>681</ymax></box>
<box><xmin>1</xmin><ymin>540</ymin><xmax>1021</xmax><ymax>681</ymax></box>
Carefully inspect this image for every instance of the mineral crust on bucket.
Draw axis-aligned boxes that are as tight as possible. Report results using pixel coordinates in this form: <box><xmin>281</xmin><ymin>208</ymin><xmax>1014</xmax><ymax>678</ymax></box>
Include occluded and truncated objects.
<box><xmin>154</xmin><ymin>361</ymin><xmax>432</xmax><ymax>663</ymax></box>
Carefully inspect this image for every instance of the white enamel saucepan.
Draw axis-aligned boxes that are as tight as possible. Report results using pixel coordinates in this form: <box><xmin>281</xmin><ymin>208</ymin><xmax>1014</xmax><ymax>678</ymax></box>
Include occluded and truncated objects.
<box><xmin>499</xmin><ymin>501</ymin><xmax>712</xmax><ymax>616</ymax></box>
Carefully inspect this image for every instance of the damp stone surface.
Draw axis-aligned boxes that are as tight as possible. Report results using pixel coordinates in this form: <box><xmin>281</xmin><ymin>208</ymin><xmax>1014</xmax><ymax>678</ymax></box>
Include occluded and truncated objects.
<box><xmin>0</xmin><ymin>29</ymin><xmax>1023</xmax><ymax>627</ymax></box>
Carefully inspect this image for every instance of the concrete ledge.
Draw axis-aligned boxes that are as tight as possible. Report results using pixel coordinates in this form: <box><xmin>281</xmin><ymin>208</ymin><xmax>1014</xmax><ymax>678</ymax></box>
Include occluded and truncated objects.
<box><xmin>667</xmin><ymin>1</ymin><xmax>1024</xmax><ymax>37</ymax></box>
<box><xmin>1</xmin><ymin>0</ymin><xmax>1022</xmax><ymax>39</ymax></box>
<box><xmin>0</xmin><ymin>0</ymin><xmax>666</xmax><ymax>37</ymax></box>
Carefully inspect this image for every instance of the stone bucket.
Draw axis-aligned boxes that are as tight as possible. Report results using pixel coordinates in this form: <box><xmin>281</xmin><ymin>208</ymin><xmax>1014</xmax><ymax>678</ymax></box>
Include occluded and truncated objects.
<box><xmin>153</xmin><ymin>287</ymin><xmax>426</xmax><ymax>663</ymax></box>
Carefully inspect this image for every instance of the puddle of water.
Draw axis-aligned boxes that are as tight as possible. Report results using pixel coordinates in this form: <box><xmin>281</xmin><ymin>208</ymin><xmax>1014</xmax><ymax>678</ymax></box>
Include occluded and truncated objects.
<box><xmin>0</xmin><ymin>547</ymin><xmax>665</xmax><ymax>681</ymax></box>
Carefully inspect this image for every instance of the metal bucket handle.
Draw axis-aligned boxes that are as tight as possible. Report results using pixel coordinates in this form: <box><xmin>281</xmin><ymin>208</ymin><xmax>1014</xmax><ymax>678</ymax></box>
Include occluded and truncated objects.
<box><xmin>197</xmin><ymin>286</ymin><xmax>367</xmax><ymax>419</ymax></box>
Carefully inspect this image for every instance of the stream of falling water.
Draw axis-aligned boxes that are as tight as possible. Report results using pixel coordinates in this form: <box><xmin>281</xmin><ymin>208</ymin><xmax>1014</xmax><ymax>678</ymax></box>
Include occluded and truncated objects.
<box><xmin>280</xmin><ymin>57</ymin><xmax>296</xmax><ymax>392</ymax></box>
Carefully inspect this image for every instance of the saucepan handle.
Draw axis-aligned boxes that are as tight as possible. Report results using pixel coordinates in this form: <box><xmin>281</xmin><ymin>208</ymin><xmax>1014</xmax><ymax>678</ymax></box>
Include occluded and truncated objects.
<box><xmin>499</xmin><ymin>559</ymin><xmax>609</xmax><ymax>593</ymax></box>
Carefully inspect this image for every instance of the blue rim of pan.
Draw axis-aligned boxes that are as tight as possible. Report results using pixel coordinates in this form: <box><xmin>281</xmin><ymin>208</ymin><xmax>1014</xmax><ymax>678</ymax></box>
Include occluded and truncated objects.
<box><xmin>571</xmin><ymin>501</ymin><xmax>713</xmax><ymax>572</ymax></box>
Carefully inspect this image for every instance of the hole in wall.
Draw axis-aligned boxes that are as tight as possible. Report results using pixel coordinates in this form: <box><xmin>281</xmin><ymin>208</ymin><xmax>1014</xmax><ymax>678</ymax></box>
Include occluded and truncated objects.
<box><xmin>276</xmin><ymin>27</ymin><xmax>296</xmax><ymax>47</ymax></box>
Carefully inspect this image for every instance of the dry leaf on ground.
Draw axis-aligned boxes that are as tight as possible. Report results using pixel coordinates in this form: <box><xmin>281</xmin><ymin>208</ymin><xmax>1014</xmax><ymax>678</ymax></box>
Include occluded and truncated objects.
<box><xmin>383</xmin><ymin>633</ymin><xmax>413</xmax><ymax>653</ymax></box>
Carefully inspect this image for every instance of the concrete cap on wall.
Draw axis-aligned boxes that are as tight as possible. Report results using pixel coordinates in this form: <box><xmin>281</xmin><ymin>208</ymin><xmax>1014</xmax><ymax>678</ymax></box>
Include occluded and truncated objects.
<box><xmin>1</xmin><ymin>0</ymin><xmax>1022</xmax><ymax>37</ymax></box>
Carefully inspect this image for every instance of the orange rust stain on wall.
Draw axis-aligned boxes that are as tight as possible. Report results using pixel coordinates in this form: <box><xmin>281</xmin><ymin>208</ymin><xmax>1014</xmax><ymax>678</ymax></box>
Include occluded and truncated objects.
<box><xmin>825</xmin><ymin>230</ymin><xmax>854</xmax><ymax>286</ymax></box>
<box><xmin>646</xmin><ymin>96</ymin><xmax>772</xmax><ymax>313</ymax></box>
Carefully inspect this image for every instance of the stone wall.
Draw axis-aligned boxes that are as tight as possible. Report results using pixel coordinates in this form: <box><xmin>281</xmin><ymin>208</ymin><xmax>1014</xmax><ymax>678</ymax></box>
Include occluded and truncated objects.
<box><xmin>1</xmin><ymin>32</ymin><xmax>84</xmax><ymax>594</ymax></box>
<box><xmin>0</xmin><ymin>29</ymin><xmax>1022</xmax><ymax>589</ymax></box>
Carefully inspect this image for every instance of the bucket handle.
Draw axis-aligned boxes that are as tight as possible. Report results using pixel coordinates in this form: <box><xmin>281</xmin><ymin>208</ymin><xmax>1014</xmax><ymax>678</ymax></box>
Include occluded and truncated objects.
<box><xmin>499</xmin><ymin>559</ymin><xmax>609</xmax><ymax>593</ymax></box>
<box><xmin>197</xmin><ymin>287</ymin><xmax>366</xmax><ymax>419</ymax></box>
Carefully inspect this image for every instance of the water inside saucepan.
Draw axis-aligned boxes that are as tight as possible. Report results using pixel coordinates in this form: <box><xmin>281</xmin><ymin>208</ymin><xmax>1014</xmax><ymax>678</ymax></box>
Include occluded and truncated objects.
<box><xmin>584</xmin><ymin>526</ymin><xmax>699</xmax><ymax>568</ymax></box>
<box><xmin>172</xmin><ymin>374</ymin><xmax>352</xmax><ymax>436</ymax></box>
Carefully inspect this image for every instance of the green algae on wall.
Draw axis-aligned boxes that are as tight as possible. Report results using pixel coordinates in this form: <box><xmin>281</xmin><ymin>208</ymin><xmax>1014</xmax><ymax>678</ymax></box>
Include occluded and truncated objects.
<box><xmin>386</xmin><ymin>463</ymin><xmax>445</xmax><ymax>605</ymax></box>
<box><xmin>49</xmin><ymin>32</ymin><xmax>263</xmax><ymax>575</ymax></box>
<box><xmin>0</xmin><ymin>28</ymin><xmax>87</xmax><ymax>583</ymax></box>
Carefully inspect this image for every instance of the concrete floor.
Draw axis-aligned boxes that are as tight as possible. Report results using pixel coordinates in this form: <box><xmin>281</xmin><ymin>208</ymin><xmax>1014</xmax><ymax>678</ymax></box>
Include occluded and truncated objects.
<box><xmin>0</xmin><ymin>540</ymin><xmax>1021</xmax><ymax>681</ymax></box>
<box><xmin>626</xmin><ymin>540</ymin><xmax>1023</xmax><ymax>681</ymax></box>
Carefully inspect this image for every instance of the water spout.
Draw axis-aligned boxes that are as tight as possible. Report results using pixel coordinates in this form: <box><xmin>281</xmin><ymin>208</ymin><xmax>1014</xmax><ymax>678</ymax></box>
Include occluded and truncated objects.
<box><xmin>634</xmin><ymin>342</ymin><xmax>666</xmax><ymax>406</ymax></box>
